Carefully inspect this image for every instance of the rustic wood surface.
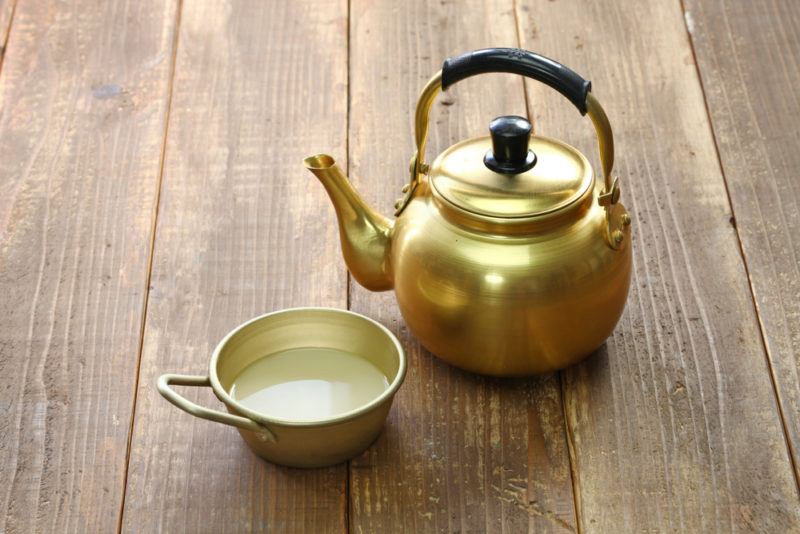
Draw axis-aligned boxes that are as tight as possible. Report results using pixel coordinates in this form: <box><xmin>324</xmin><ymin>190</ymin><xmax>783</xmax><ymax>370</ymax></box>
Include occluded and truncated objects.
<box><xmin>516</xmin><ymin>0</ymin><xmax>800</xmax><ymax>531</ymax></box>
<box><xmin>119</xmin><ymin>1</ymin><xmax>349</xmax><ymax>532</ymax></box>
<box><xmin>0</xmin><ymin>0</ymin><xmax>178</xmax><ymax>531</ymax></box>
<box><xmin>0</xmin><ymin>0</ymin><xmax>797</xmax><ymax>532</ymax></box>
<box><xmin>685</xmin><ymin>0</ymin><xmax>800</xmax><ymax>484</ymax></box>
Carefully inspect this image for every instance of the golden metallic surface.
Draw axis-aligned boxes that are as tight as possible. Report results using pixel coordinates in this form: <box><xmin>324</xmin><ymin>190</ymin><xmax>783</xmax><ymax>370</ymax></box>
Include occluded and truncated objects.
<box><xmin>305</xmin><ymin>68</ymin><xmax>632</xmax><ymax>376</ymax></box>
<box><xmin>585</xmin><ymin>91</ymin><xmax>614</xmax><ymax>192</ymax></box>
<box><xmin>157</xmin><ymin>308</ymin><xmax>406</xmax><ymax>467</ymax></box>
<box><xmin>585</xmin><ymin>91</ymin><xmax>626</xmax><ymax>249</ymax></box>
<box><xmin>391</xmin><ymin>179</ymin><xmax>631</xmax><ymax>375</ymax></box>
<box><xmin>430</xmin><ymin>135</ymin><xmax>592</xmax><ymax>219</ymax></box>
<box><xmin>394</xmin><ymin>72</ymin><xmax>443</xmax><ymax>215</ymax></box>
<box><xmin>305</xmin><ymin>155</ymin><xmax>394</xmax><ymax>291</ymax></box>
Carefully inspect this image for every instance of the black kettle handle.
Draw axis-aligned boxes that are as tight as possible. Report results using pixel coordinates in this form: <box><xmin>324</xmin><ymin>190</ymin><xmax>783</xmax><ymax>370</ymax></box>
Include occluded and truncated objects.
<box><xmin>442</xmin><ymin>48</ymin><xmax>591</xmax><ymax>115</ymax></box>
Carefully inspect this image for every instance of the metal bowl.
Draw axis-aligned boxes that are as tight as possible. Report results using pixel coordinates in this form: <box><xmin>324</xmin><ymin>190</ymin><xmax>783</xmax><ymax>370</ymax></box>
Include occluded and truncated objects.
<box><xmin>158</xmin><ymin>307</ymin><xmax>406</xmax><ymax>467</ymax></box>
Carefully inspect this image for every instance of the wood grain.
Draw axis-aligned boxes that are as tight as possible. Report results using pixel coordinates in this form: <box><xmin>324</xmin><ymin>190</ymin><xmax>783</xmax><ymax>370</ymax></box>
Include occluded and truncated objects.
<box><xmin>120</xmin><ymin>1</ymin><xmax>350</xmax><ymax>532</ymax></box>
<box><xmin>0</xmin><ymin>0</ymin><xmax>15</xmax><ymax>60</ymax></box>
<box><xmin>346</xmin><ymin>0</ymin><xmax>576</xmax><ymax>532</ymax></box>
<box><xmin>516</xmin><ymin>0</ymin><xmax>800</xmax><ymax>530</ymax></box>
<box><xmin>684</xmin><ymin>0</ymin><xmax>800</xmax><ymax>485</ymax></box>
<box><xmin>0</xmin><ymin>0</ymin><xmax>178</xmax><ymax>531</ymax></box>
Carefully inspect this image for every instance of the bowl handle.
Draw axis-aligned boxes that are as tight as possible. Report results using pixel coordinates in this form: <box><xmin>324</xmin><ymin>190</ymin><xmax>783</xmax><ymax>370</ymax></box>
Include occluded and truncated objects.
<box><xmin>157</xmin><ymin>374</ymin><xmax>277</xmax><ymax>443</ymax></box>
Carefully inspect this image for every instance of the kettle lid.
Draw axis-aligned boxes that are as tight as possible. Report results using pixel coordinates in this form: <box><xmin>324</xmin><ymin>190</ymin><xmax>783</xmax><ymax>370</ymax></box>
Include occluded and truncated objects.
<box><xmin>429</xmin><ymin>115</ymin><xmax>592</xmax><ymax>219</ymax></box>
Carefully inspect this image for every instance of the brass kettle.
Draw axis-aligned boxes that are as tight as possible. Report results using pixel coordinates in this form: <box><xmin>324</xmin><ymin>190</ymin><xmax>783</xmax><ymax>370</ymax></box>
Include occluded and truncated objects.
<box><xmin>305</xmin><ymin>48</ymin><xmax>631</xmax><ymax>376</ymax></box>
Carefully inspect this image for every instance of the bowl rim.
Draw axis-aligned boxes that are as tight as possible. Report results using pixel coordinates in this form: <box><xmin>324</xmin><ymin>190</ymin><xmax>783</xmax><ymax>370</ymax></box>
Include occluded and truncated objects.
<box><xmin>207</xmin><ymin>307</ymin><xmax>407</xmax><ymax>428</ymax></box>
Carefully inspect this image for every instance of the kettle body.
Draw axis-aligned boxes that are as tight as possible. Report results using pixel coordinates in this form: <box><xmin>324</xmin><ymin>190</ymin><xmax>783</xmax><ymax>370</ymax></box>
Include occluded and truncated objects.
<box><xmin>305</xmin><ymin>48</ymin><xmax>632</xmax><ymax>376</ymax></box>
<box><xmin>392</xmin><ymin>173</ymin><xmax>631</xmax><ymax>376</ymax></box>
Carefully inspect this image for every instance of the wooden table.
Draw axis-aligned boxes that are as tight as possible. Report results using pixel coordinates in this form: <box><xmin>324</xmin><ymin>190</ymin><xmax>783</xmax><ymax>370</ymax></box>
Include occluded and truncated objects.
<box><xmin>1</xmin><ymin>0</ymin><xmax>798</xmax><ymax>532</ymax></box>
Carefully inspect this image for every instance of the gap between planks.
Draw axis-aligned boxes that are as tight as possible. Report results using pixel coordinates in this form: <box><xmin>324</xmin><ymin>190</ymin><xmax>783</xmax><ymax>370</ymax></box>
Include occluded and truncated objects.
<box><xmin>677</xmin><ymin>0</ymin><xmax>800</xmax><ymax>496</ymax></box>
<box><xmin>345</xmin><ymin>0</ymin><xmax>353</xmax><ymax>531</ymax></box>
<box><xmin>115</xmin><ymin>1</ymin><xmax>185</xmax><ymax>532</ymax></box>
<box><xmin>0</xmin><ymin>0</ymin><xmax>18</xmax><ymax>76</ymax></box>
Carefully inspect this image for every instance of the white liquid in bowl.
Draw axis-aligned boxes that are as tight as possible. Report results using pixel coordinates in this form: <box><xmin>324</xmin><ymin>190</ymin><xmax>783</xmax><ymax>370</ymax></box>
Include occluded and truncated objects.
<box><xmin>229</xmin><ymin>347</ymin><xmax>390</xmax><ymax>421</ymax></box>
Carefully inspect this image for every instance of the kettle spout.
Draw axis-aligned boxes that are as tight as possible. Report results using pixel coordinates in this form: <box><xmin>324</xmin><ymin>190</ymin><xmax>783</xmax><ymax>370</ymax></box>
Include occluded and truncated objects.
<box><xmin>304</xmin><ymin>154</ymin><xmax>393</xmax><ymax>291</ymax></box>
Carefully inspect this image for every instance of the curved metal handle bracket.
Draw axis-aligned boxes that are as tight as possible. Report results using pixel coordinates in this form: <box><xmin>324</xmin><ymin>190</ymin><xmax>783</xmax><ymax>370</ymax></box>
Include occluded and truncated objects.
<box><xmin>585</xmin><ymin>92</ymin><xmax>617</xmax><ymax>205</ymax></box>
<box><xmin>585</xmin><ymin>92</ymin><xmax>629</xmax><ymax>248</ymax></box>
<box><xmin>157</xmin><ymin>374</ymin><xmax>277</xmax><ymax>443</ymax></box>
<box><xmin>394</xmin><ymin>71</ymin><xmax>442</xmax><ymax>215</ymax></box>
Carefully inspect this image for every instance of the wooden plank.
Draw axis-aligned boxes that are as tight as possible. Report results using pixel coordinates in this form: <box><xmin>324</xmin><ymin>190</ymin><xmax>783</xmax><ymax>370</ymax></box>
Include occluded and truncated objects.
<box><xmin>684</xmin><ymin>0</ymin><xmax>800</xmax><ymax>484</ymax></box>
<box><xmin>0</xmin><ymin>0</ymin><xmax>15</xmax><ymax>58</ymax></box>
<box><xmin>120</xmin><ymin>1</ymin><xmax>349</xmax><ymax>532</ymax></box>
<box><xmin>0</xmin><ymin>0</ymin><xmax>178</xmax><ymax>532</ymax></box>
<box><xmin>516</xmin><ymin>0</ymin><xmax>800</xmax><ymax>531</ymax></box>
<box><xmin>347</xmin><ymin>1</ymin><xmax>577</xmax><ymax>532</ymax></box>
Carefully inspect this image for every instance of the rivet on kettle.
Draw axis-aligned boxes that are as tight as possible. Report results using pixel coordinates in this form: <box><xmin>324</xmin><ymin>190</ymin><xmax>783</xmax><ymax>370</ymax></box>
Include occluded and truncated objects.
<box><xmin>613</xmin><ymin>230</ymin><xmax>624</xmax><ymax>244</ymax></box>
<box><xmin>621</xmin><ymin>213</ymin><xmax>631</xmax><ymax>226</ymax></box>
<box><xmin>402</xmin><ymin>184</ymin><xmax>410</xmax><ymax>193</ymax></box>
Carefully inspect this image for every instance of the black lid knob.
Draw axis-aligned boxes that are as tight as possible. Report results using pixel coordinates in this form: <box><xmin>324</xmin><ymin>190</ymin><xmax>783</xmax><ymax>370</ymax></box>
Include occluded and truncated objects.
<box><xmin>483</xmin><ymin>115</ymin><xmax>537</xmax><ymax>175</ymax></box>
